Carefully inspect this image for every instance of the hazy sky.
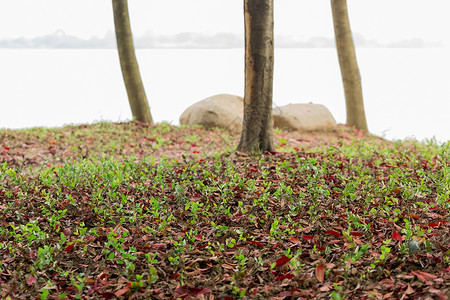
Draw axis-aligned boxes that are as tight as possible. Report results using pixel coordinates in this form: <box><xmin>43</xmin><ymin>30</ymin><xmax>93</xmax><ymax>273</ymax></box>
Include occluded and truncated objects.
<box><xmin>0</xmin><ymin>0</ymin><xmax>449</xmax><ymax>46</ymax></box>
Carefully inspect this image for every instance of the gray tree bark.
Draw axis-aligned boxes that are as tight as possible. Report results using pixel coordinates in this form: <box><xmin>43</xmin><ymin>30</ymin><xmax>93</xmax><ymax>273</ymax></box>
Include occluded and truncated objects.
<box><xmin>237</xmin><ymin>0</ymin><xmax>275</xmax><ymax>153</ymax></box>
<box><xmin>331</xmin><ymin>0</ymin><xmax>368</xmax><ymax>132</ymax></box>
<box><xmin>112</xmin><ymin>0</ymin><xmax>154</xmax><ymax>124</ymax></box>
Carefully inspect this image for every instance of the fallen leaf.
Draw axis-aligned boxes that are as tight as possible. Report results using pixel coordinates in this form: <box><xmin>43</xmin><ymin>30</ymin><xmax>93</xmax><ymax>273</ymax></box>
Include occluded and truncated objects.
<box><xmin>428</xmin><ymin>287</ymin><xmax>442</xmax><ymax>294</ymax></box>
<box><xmin>274</xmin><ymin>256</ymin><xmax>292</xmax><ymax>268</ymax></box>
<box><xmin>175</xmin><ymin>286</ymin><xmax>211</xmax><ymax>297</ymax></box>
<box><xmin>325</xmin><ymin>230</ymin><xmax>342</xmax><ymax>237</ymax></box>
<box><xmin>272</xmin><ymin>242</ymin><xmax>280</xmax><ymax>250</ymax></box>
<box><xmin>392</xmin><ymin>231</ymin><xmax>403</xmax><ymax>242</ymax></box>
<box><xmin>26</xmin><ymin>276</ymin><xmax>37</xmax><ymax>286</ymax></box>
<box><xmin>411</xmin><ymin>270</ymin><xmax>437</xmax><ymax>283</ymax></box>
<box><xmin>64</xmin><ymin>244</ymin><xmax>75</xmax><ymax>252</ymax></box>
<box><xmin>315</xmin><ymin>264</ymin><xmax>325</xmax><ymax>283</ymax></box>
<box><xmin>319</xmin><ymin>284</ymin><xmax>332</xmax><ymax>292</ymax></box>
<box><xmin>222</xmin><ymin>264</ymin><xmax>234</xmax><ymax>270</ymax></box>
<box><xmin>63</xmin><ymin>228</ymin><xmax>71</xmax><ymax>237</ymax></box>
<box><xmin>351</xmin><ymin>232</ymin><xmax>364</xmax><ymax>237</ymax></box>
<box><xmin>274</xmin><ymin>274</ymin><xmax>294</xmax><ymax>281</ymax></box>
<box><xmin>289</xmin><ymin>237</ymin><xmax>301</xmax><ymax>244</ymax></box>
<box><xmin>405</xmin><ymin>284</ymin><xmax>414</xmax><ymax>295</ymax></box>
<box><xmin>114</xmin><ymin>287</ymin><xmax>130</xmax><ymax>297</ymax></box>
<box><xmin>406</xmin><ymin>213</ymin><xmax>420</xmax><ymax>219</ymax></box>
<box><xmin>247</xmin><ymin>240</ymin><xmax>264</xmax><ymax>248</ymax></box>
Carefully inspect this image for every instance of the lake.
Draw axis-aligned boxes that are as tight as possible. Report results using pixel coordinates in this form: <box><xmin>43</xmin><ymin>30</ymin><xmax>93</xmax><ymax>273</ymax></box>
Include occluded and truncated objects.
<box><xmin>0</xmin><ymin>48</ymin><xmax>449</xmax><ymax>142</ymax></box>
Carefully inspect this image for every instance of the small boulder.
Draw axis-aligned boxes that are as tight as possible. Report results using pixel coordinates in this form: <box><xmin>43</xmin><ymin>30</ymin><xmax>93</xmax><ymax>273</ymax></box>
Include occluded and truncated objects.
<box><xmin>180</xmin><ymin>94</ymin><xmax>243</xmax><ymax>133</ymax></box>
<box><xmin>273</xmin><ymin>103</ymin><xmax>337</xmax><ymax>132</ymax></box>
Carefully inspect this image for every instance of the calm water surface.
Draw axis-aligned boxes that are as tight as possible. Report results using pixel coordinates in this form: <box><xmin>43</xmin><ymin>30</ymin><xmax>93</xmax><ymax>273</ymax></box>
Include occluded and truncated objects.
<box><xmin>0</xmin><ymin>48</ymin><xmax>449</xmax><ymax>142</ymax></box>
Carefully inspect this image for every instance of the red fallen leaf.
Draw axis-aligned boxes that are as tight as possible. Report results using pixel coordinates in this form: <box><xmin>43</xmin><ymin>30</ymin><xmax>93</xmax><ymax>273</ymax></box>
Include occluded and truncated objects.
<box><xmin>392</xmin><ymin>231</ymin><xmax>403</xmax><ymax>242</ymax></box>
<box><xmin>114</xmin><ymin>287</ymin><xmax>130</xmax><ymax>297</ymax></box>
<box><xmin>48</xmin><ymin>139</ymin><xmax>58</xmax><ymax>145</ymax></box>
<box><xmin>315</xmin><ymin>264</ymin><xmax>325</xmax><ymax>283</ymax></box>
<box><xmin>63</xmin><ymin>228</ymin><xmax>71</xmax><ymax>237</ymax></box>
<box><xmin>351</xmin><ymin>232</ymin><xmax>364</xmax><ymax>237</ymax></box>
<box><xmin>274</xmin><ymin>274</ymin><xmax>294</xmax><ymax>281</ymax></box>
<box><xmin>429</xmin><ymin>206</ymin><xmax>440</xmax><ymax>211</ymax></box>
<box><xmin>314</xmin><ymin>241</ymin><xmax>326</xmax><ymax>251</ymax></box>
<box><xmin>192</xmin><ymin>151</ymin><xmax>200</xmax><ymax>154</ymax></box>
<box><xmin>26</xmin><ymin>276</ymin><xmax>37</xmax><ymax>286</ymax></box>
<box><xmin>428</xmin><ymin>222</ymin><xmax>440</xmax><ymax>228</ymax></box>
<box><xmin>197</xmin><ymin>244</ymin><xmax>208</xmax><ymax>250</ymax></box>
<box><xmin>133</xmin><ymin>131</ymin><xmax>136</xmax><ymax>137</ymax></box>
<box><xmin>4</xmin><ymin>146</ymin><xmax>9</xmax><ymax>150</ymax></box>
<box><xmin>325</xmin><ymin>230</ymin><xmax>342</xmax><ymax>237</ymax></box>
<box><xmin>194</xmin><ymin>234</ymin><xmax>202</xmax><ymax>241</ymax></box>
<box><xmin>303</xmin><ymin>234</ymin><xmax>314</xmax><ymax>240</ymax></box>
<box><xmin>97</xmin><ymin>292</ymin><xmax>115</xmax><ymax>299</ymax></box>
<box><xmin>272</xmin><ymin>242</ymin><xmax>280</xmax><ymax>250</ymax></box>
<box><xmin>274</xmin><ymin>256</ymin><xmax>292</xmax><ymax>268</ymax></box>
<box><xmin>392</xmin><ymin>188</ymin><xmax>401</xmax><ymax>194</ymax></box>
<box><xmin>187</xmin><ymin>287</ymin><xmax>211</xmax><ymax>296</ymax></box>
<box><xmin>175</xmin><ymin>286</ymin><xmax>211</xmax><ymax>297</ymax></box>
<box><xmin>64</xmin><ymin>243</ymin><xmax>75</xmax><ymax>252</ymax></box>
<box><xmin>247</xmin><ymin>240</ymin><xmax>264</xmax><ymax>248</ymax></box>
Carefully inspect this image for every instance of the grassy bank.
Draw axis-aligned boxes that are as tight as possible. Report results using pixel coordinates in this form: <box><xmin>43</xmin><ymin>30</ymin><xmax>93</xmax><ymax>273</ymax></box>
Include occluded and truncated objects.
<box><xmin>0</xmin><ymin>122</ymin><xmax>449</xmax><ymax>299</ymax></box>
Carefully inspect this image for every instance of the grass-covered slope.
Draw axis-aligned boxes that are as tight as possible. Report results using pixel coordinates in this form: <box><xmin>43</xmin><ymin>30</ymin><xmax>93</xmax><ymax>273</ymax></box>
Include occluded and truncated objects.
<box><xmin>0</xmin><ymin>122</ymin><xmax>449</xmax><ymax>299</ymax></box>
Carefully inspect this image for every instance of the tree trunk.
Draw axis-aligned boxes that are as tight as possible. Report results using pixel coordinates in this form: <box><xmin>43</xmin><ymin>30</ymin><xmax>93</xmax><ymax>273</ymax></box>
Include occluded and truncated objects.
<box><xmin>112</xmin><ymin>0</ymin><xmax>154</xmax><ymax>124</ymax></box>
<box><xmin>237</xmin><ymin>0</ymin><xmax>275</xmax><ymax>153</ymax></box>
<box><xmin>331</xmin><ymin>0</ymin><xmax>368</xmax><ymax>132</ymax></box>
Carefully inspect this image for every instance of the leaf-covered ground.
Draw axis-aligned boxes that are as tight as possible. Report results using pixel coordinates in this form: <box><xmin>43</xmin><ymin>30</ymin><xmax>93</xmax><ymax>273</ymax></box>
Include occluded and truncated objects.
<box><xmin>0</xmin><ymin>122</ymin><xmax>449</xmax><ymax>299</ymax></box>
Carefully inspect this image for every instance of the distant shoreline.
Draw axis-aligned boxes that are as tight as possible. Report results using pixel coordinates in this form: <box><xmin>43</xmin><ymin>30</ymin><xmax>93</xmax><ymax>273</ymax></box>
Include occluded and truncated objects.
<box><xmin>0</xmin><ymin>30</ymin><xmax>446</xmax><ymax>49</ymax></box>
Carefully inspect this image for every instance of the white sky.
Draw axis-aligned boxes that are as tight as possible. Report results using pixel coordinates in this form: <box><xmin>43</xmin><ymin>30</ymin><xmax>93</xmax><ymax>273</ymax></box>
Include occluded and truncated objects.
<box><xmin>0</xmin><ymin>0</ymin><xmax>449</xmax><ymax>45</ymax></box>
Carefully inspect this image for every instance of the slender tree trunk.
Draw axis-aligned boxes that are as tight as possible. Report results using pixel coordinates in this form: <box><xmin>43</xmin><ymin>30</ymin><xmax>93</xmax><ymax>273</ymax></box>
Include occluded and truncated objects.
<box><xmin>112</xmin><ymin>0</ymin><xmax>154</xmax><ymax>124</ymax></box>
<box><xmin>331</xmin><ymin>0</ymin><xmax>368</xmax><ymax>132</ymax></box>
<box><xmin>237</xmin><ymin>0</ymin><xmax>275</xmax><ymax>153</ymax></box>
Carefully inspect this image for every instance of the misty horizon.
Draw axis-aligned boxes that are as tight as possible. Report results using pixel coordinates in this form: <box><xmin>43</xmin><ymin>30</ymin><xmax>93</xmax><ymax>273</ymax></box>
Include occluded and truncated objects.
<box><xmin>0</xmin><ymin>29</ymin><xmax>446</xmax><ymax>49</ymax></box>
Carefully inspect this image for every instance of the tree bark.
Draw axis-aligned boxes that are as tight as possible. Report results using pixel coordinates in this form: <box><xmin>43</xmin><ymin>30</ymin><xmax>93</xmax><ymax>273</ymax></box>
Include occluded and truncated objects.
<box><xmin>112</xmin><ymin>0</ymin><xmax>154</xmax><ymax>124</ymax></box>
<box><xmin>237</xmin><ymin>0</ymin><xmax>275</xmax><ymax>153</ymax></box>
<box><xmin>331</xmin><ymin>0</ymin><xmax>368</xmax><ymax>132</ymax></box>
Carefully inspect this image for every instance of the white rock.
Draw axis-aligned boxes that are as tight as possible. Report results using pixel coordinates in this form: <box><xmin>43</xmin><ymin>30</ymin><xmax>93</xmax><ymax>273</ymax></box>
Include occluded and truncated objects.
<box><xmin>273</xmin><ymin>103</ymin><xmax>337</xmax><ymax>132</ymax></box>
<box><xmin>179</xmin><ymin>94</ymin><xmax>243</xmax><ymax>133</ymax></box>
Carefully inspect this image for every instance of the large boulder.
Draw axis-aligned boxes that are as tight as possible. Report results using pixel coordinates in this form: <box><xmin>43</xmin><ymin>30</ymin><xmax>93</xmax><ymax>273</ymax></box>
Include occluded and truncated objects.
<box><xmin>273</xmin><ymin>103</ymin><xmax>337</xmax><ymax>132</ymax></box>
<box><xmin>180</xmin><ymin>94</ymin><xmax>243</xmax><ymax>133</ymax></box>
